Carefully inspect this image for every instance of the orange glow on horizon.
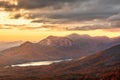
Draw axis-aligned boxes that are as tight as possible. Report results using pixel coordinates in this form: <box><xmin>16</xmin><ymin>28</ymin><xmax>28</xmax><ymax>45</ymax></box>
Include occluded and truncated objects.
<box><xmin>0</xmin><ymin>29</ymin><xmax>120</xmax><ymax>42</ymax></box>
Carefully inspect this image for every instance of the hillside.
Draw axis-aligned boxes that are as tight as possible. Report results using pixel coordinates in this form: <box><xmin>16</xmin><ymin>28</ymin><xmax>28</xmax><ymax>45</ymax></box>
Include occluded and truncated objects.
<box><xmin>0</xmin><ymin>44</ymin><xmax>120</xmax><ymax>80</ymax></box>
<box><xmin>0</xmin><ymin>34</ymin><xmax>120</xmax><ymax>67</ymax></box>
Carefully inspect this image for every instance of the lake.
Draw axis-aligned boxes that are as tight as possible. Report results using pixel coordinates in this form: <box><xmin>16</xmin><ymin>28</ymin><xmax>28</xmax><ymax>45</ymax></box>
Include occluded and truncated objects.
<box><xmin>12</xmin><ymin>59</ymin><xmax>72</xmax><ymax>67</ymax></box>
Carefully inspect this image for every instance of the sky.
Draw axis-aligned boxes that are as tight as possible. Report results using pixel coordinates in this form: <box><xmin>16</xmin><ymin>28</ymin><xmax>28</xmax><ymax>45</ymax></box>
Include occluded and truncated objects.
<box><xmin>0</xmin><ymin>0</ymin><xmax>120</xmax><ymax>42</ymax></box>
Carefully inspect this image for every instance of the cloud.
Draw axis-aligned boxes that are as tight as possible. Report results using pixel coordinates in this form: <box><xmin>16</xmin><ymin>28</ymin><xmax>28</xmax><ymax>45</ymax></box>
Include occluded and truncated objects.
<box><xmin>108</xmin><ymin>13</ymin><xmax>120</xmax><ymax>21</ymax></box>
<box><xmin>0</xmin><ymin>0</ymin><xmax>85</xmax><ymax>11</ymax></box>
<box><xmin>0</xmin><ymin>23</ymin><xmax>59</xmax><ymax>31</ymax></box>
<box><xmin>110</xmin><ymin>21</ymin><xmax>120</xmax><ymax>27</ymax></box>
<box><xmin>103</xmin><ymin>28</ymin><xmax>120</xmax><ymax>32</ymax></box>
<box><xmin>0</xmin><ymin>0</ymin><xmax>18</xmax><ymax>11</ymax></box>
<box><xmin>0</xmin><ymin>24</ymin><xmax>14</xmax><ymax>29</ymax></box>
<box><xmin>9</xmin><ymin>12</ymin><xmax>31</xmax><ymax>19</ymax></box>
<box><xmin>0</xmin><ymin>0</ymin><xmax>120</xmax><ymax>31</ymax></box>
<box><xmin>17</xmin><ymin>0</ymin><xmax>85</xmax><ymax>9</ymax></box>
<box><xmin>66</xmin><ymin>20</ymin><xmax>120</xmax><ymax>31</ymax></box>
<box><xmin>22</xmin><ymin>0</ymin><xmax>120</xmax><ymax>28</ymax></box>
<box><xmin>1</xmin><ymin>0</ymin><xmax>120</xmax><ymax>22</ymax></box>
<box><xmin>66</xmin><ymin>26</ymin><xmax>109</xmax><ymax>31</ymax></box>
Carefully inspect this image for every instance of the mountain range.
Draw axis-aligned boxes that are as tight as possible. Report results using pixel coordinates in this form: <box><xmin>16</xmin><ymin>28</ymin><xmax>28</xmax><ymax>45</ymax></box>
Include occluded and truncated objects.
<box><xmin>0</xmin><ymin>34</ymin><xmax>120</xmax><ymax>67</ymax></box>
<box><xmin>0</xmin><ymin>43</ymin><xmax>120</xmax><ymax>80</ymax></box>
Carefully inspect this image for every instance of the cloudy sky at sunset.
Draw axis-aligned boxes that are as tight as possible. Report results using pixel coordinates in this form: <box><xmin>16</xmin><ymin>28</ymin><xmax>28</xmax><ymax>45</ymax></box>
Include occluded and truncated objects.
<box><xmin>0</xmin><ymin>0</ymin><xmax>120</xmax><ymax>42</ymax></box>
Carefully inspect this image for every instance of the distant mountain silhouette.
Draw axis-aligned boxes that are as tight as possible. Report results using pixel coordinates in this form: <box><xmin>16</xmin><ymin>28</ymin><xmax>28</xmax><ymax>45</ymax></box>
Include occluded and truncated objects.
<box><xmin>0</xmin><ymin>44</ymin><xmax>120</xmax><ymax>80</ymax></box>
<box><xmin>0</xmin><ymin>34</ymin><xmax>120</xmax><ymax>67</ymax></box>
<box><xmin>67</xmin><ymin>33</ymin><xmax>120</xmax><ymax>53</ymax></box>
<box><xmin>0</xmin><ymin>41</ymin><xmax>23</xmax><ymax>51</ymax></box>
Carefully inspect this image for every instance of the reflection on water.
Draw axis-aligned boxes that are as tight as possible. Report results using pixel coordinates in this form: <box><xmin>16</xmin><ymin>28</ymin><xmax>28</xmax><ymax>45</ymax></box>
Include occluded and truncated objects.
<box><xmin>12</xmin><ymin>59</ymin><xmax>72</xmax><ymax>67</ymax></box>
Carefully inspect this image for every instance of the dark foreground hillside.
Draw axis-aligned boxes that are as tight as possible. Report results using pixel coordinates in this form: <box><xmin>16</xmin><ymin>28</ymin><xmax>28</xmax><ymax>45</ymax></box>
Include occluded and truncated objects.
<box><xmin>0</xmin><ymin>44</ymin><xmax>120</xmax><ymax>80</ymax></box>
<box><xmin>1</xmin><ymin>65</ymin><xmax>119</xmax><ymax>80</ymax></box>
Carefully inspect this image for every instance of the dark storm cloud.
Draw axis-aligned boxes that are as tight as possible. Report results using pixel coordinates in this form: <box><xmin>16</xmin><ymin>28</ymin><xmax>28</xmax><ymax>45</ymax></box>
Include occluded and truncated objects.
<box><xmin>46</xmin><ymin>0</ymin><xmax>120</xmax><ymax>21</ymax></box>
<box><xmin>1</xmin><ymin>0</ymin><xmax>120</xmax><ymax>30</ymax></box>
<box><xmin>17</xmin><ymin>0</ymin><xmax>88</xmax><ymax>9</ymax></box>
<box><xmin>28</xmin><ymin>0</ymin><xmax>120</xmax><ymax>30</ymax></box>
<box><xmin>22</xmin><ymin>0</ymin><xmax>120</xmax><ymax>23</ymax></box>
<box><xmin>1</xmin><ymin>0</ymin><xmax>120</xmax><ymax>21</ymax></box>
<box><xmin>0</xmin><ymin>0</ymin><xmax>87</xmax><ymax>10</ymax></box>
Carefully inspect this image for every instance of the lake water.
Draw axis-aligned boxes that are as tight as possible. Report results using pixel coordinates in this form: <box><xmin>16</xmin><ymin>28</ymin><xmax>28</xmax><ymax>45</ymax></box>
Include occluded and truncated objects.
<box><xmin>12</xmin><ymin>59</ymin><xmax>72</xmax><ymax>67</ymax></box>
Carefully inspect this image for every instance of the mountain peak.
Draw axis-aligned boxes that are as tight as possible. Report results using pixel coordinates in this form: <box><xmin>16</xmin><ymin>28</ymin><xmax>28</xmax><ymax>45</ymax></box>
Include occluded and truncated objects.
<box><xmin>46</xmin><ymin>35</ymin><xmax>58</xmax><ymax>39</ymax></box>
<box><xmin>39</xmin><ymin>36</ymin><xmax>73</xmax><ymax>47</ymax></box>
<box><xmin>20</xmin><ymin>41</ymin><xmax>33</xmax><ymax>46</ymax></box>
<box><xmin>67</xmin><ymin>33</ymin><xmax>91</xmax><ymax>40</ymax></box>
<box><xmin>67</xmin><ymin>33</ymin><xmax>80</xmax><ymax>36</ymax></box>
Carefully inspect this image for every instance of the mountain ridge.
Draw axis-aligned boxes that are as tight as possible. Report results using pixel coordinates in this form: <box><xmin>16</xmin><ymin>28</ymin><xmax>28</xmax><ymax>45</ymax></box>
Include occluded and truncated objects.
<box><xmin>0</xmin><ymin>34</ymin><xmax>120</xmax><ymax>67</ymax></box>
